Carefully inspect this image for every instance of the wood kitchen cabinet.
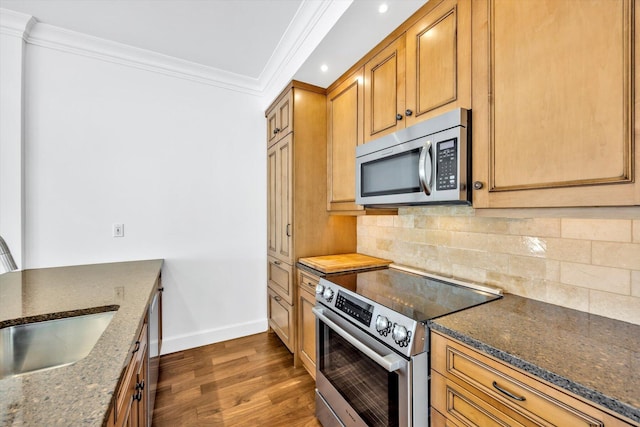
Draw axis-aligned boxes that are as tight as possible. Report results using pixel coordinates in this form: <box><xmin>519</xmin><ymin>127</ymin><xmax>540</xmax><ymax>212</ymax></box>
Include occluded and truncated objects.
<box><xmin>111</xmin><ymin>322</ymin><xmax>148</xmax><ymax>427</ymax></box>
<box><xmin>265</xmin><ymin>81</ymin><xmax>356</xmax><ymax>355</ymax></box>
<box><xmin>471</xmin><ymin>0</ymin><xmax>640</xmax><ymax>208</ymax></box>
<box><xmin>266</xmin><ymin>90</ymin><xmax>292</xmax><ymax>147</ymax></box>
<box><xmin>326</xmin><ymin>68</ymin><xmax>364</xmax><ymax>213</ymax></box>
<box><xmin>362</xmin><ymin>0</ymin><xmax>471</xmax><ymax>142</ymax></box>
<box><xmin>431</xmin><ymin>331</ymin><xmax>637</xmax><ymax>427</ymax></box>
<box><xmin>267</xmin><ymin>134</ymin><xmax>292</xmax><ymax>263</ymax></box>
<box><xmin>326</xmin><ymin>68</ymin><xmax>398</xmax><ymax>215</ymax></box>
<box><xmin>296</xmin><ymin>269</ymin><xmax>319</xmax><ymax>378</ymax></box>
<box><xmin>364</xmin><ymin>36</ymin><xmax>406</xmax><ymax>142</ymax></box>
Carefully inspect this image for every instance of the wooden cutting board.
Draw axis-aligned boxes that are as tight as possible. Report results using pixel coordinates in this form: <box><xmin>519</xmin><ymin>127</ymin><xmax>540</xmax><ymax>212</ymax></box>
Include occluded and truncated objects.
<box><xmin>298</xmin><ymin>253</ymin><xmax>392</xmax><ymax>274</ymax></box>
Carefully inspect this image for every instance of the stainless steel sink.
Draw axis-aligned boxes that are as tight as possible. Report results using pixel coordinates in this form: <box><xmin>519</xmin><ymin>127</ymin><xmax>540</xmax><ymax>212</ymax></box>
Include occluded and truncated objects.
<box><xmin>0</xmin><ymin>310</ymin><xmax>116</xmax><ymax>378</ymax></box>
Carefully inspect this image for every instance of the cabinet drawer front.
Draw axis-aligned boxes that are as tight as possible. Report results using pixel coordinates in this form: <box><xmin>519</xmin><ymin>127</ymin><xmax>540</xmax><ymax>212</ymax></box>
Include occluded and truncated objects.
<box><xmin>267</xmin><ymin>257</ymin><xmax>293</xmax><ymax>304</ymax></box>
<box><xmin>432</xmin><ymin>333</ymin><xmax>604</xmax><ymax>427</ymax></box>
<box><xmin>432</xmin><ymin>370</ymin><xmax>529</xmax><ymax>427</ymax></box>
<box><xmin>298</xmin><ymin>270</ymin><xmax>320</xmax><ymax>296</ymax></box>
<box><xmin>267</xmin><ymin>288</ymin><xmax>294</xmax><ymax>352</ymax></box>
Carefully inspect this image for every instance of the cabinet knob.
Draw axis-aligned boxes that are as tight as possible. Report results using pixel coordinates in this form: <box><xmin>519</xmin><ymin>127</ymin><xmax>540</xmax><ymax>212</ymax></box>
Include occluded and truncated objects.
<box><xmin>274</xmin><ymin>295</ymin><xmax>282</xmax><ymax>302</ymax></box>
<box><xmin>396</xmin><ymin>113</ymin><xmax>403</xmax><ymax>121</ymax></box>
<box><xmin>473</xmin><ymin>181</ymin><xmax>484</xmax><ymax>190</ymax></box>
<box><xmin>273</xmin><ymin>128</ymin><xmax>280</xmax><ymax>134</ymax></box>
<box><xmin>405</xmin><ymin>109</ymin><xmax>413</xmax><ymax>116</ymax></box>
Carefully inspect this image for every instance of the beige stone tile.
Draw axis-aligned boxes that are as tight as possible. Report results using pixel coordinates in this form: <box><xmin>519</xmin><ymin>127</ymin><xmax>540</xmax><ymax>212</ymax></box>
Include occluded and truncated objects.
<box><xmin>545</xmin><ymin>282</ymin><xmax>589</xmax><ymax>312</ymax></box>
<box><xmin>414</xmin><ymin>215</ymin><xmax>440</xmax><ymax>230</ymax></box>
<box><xmin>487</xmin><ymin>235</ymin><xmax>549</xmax><ymax>258</ymax></box>
<box><xmin>560</xmin><ymin>262</ymin><xmax>630</xmax><ymax>295</ymax></box>
<box><xmin>376</xmin><ymin>238</ymin><xmax>393</xmax><ymax>252</ymax></box>
<box><xmin>440</xmin><ymin>247</ymin><xmax>509</xmax><ymax>273</ymax></box>
<box><xmin>589</xmin><ymin>291</ymin><xmax>640</xmax><ymax>325</ymax></box>
<box><xmin>561</xmin><ymin>218</ymin><xmax>631</xmax><ymax>242</ymax></box>
<box><xmin>632</xmin><ymin>271</ymin><xmax>640</xmax><ymax>298</ymax></box>
<box><xmin>633</xmin><ymin>220</ymin><xmax>640</xmax><ymax>243</ymax></box>
<box><xmin>508</xmin><ymin>218</ymin><xmax>561</xmax><ymax>238</ymax></box>
<box><xmin>592</xmin><ymin>241</ymin><xmax>640</xmax><ymax>270</ymax></box>
<box><xmin>359</xmin><ymin>216</ymin><xmax>377</xmax><ymax>227</ymax></box>
<box><xmin>545</xmin><ymin>260</ymin><xmax>561</xmax><ymax>282</ymax></box>
<box><xmin>508</xmin><ymin>255</ymin><xmax>547</xmax><ymax>281</ymax></box>
<box><xmin>545</xmin><ymin>238</ymin><xmax>591</xmax><ymax>263</ymax></box>
<box><xmin>376</xmin><ymin>215</ymin><xmax>396</xmax><ymax>227</ymax></box>
<box><xmin>451</xmin><ymin>264</ymin><xmax>487</xmax><ymax>284</ymax></box>
<box><xmin>486</xmin><ymin>272</ymin><xmax>546</xmax><ymax>300</ymax></box>
<box><xmin>394</xmin><ymin>214</ymin><xmax>414</xmax><ymax>228</ymax></box>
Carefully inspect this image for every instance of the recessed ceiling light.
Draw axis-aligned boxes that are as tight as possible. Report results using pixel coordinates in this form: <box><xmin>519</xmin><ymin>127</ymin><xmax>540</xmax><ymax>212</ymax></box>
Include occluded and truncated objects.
<box><xmin>321</xmin><ymin>64</ymin><xmax>328</xmax><ymax>72</ymax></box>
<box><xmin>378</xmin><ymin>3</ymin><xmax>388</xmax><ymax>14</ymax></box>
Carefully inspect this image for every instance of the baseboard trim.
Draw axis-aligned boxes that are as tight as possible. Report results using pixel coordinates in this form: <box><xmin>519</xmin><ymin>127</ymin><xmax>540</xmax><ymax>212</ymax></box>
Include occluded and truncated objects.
<box><xmin>161</xmin><ymin>318</ymin><xmax>268</xmax><ymax>355</ymax></box>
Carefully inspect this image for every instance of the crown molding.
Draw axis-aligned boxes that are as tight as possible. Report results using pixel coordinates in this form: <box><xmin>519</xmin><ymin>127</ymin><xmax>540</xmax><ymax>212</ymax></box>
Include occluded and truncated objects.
<box><xmin>27</xmin><ymin>22</ymin><xmax>264</xmax><ymax>95</ymax></box>
<box><xmin>259</xmin><ymin>0</ymin><xmax>352</xmax><ymax>96</ymax></box>
<box><xmin>0</xmin><ymin>2</ymin><xmax>350</xmax><ymax>98</ymax></box>
<box><xmin>0</xmin><ymin>8</ymin><xmax>36</xmax><ymax>40</ymax></box>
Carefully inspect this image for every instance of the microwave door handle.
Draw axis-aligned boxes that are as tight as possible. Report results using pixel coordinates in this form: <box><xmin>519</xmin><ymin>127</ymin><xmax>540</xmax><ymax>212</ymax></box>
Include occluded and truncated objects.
<box><xmin>312</xmin><ymin>307</ymin><xmax>406</xmax><ymax>372</ymax></box>
<box><xmin>418</xmin><ymin>141</ymin><xmax>433</xmax><ymax>196</ymax></box>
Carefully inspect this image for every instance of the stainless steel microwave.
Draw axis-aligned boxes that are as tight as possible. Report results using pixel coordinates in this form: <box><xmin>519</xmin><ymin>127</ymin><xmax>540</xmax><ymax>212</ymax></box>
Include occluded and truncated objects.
<box><xmin>356</xmin><ymin>108</ymin><xmax>470</xmax><ymax>207</ymax></box>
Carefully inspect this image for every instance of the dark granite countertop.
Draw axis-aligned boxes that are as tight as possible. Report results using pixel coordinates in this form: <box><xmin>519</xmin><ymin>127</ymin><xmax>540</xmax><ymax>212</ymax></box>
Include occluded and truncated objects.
<box><xmin>0</xmin><ymin>260</ymin><xmax>163</xmax><ymax>427</ymax></box>
<box><xmin>429</xmin><ymin>294</ymin><xmax>640</xmax><ymax>425</ymax></box>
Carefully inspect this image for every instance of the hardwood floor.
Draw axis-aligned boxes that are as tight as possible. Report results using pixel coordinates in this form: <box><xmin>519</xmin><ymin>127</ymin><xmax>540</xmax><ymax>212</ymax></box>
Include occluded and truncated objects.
<box><xmin>152</xmin><ymin>332</ymin><xmax>322</xmax><ymax>426</ymax></box>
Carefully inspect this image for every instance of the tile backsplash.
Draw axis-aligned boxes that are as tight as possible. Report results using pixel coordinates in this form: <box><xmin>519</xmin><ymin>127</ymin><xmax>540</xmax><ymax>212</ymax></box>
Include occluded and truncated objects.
<box><xmin>357</xmin><ymin>206</ymin><xmax>640</xmax><ymax>325</ymax></box>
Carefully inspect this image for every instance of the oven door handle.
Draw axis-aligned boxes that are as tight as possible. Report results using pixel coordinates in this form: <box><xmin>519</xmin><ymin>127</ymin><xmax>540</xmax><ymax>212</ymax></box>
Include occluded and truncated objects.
<box><xmin>312</xmin><ymin>307</ymin><xmax>407</xmax><ymax>373</ymax></box>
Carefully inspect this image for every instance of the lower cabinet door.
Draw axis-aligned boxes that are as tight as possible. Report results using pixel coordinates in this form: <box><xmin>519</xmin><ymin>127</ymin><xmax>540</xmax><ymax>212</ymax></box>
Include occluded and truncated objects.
<box><xmin>267</xmin><ymin>287</ymin><xmax>294</xmax><ymax>352</ymax></box>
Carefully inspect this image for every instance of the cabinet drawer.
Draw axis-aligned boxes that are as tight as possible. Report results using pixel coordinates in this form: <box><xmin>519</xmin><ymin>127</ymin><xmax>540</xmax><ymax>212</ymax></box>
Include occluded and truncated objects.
<box><xmin>431</xmin><ymin>332</ymin><xmax>616</xmax><ymax>427</ymax></box>
<box><xmin>267</xmin><ymin>257</ymin><xmax>293</xmax><ymax>305</ymax></box>
<box><xmin>432</xmin><ymin>370</ymin><xmax>529</xmax><ymax>427</ymax></box>
<box><xmin>267</xmin><ymin>287</ymin><xmax>294</xmax><ymax>352</ymax></box>
<box><xmin>298</xmin><ymin>270</ymin><xmax>320</xmax><ymax>296</ymax></box>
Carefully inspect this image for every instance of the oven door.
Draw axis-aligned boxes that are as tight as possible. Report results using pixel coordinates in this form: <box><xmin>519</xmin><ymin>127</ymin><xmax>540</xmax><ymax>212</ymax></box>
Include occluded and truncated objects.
<box><xmin>313</xmin><ymin>306</ymin><xmax>411</xmax><ymax>427</ymax></box>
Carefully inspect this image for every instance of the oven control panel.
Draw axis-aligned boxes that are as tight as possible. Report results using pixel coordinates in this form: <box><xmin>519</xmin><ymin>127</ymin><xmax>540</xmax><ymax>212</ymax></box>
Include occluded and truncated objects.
<box><xmin>335</xmin><ymin>291</ymin><xmax>373</xmax><ymax>327</ymax></box>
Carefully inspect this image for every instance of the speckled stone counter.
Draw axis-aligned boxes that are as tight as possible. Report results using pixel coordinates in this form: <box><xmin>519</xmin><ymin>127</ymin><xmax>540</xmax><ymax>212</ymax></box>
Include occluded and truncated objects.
<box><xmin>0</xmin><ymin>260</ymin><xmax>163</xmax><ymax>427</ymax></box>
<box><xmin>429</xmin><ymin>294</ymin><xmax>640</xmax><ymax>425</ymax></box>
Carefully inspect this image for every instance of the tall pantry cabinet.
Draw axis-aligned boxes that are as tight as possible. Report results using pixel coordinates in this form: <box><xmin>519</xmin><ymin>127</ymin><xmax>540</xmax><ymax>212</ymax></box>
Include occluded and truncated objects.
<box><xmin>266</xmin><ymin>81</ymin><xmax>356</xmax><ymax>353</ymax></box>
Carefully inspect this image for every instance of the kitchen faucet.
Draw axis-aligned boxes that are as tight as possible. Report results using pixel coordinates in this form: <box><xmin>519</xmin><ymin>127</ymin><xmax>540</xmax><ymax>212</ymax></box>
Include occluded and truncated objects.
<box><xmin>0</xmin><ymin>235</ymin><xmax>18</xmax><ymax>273</ymax></box>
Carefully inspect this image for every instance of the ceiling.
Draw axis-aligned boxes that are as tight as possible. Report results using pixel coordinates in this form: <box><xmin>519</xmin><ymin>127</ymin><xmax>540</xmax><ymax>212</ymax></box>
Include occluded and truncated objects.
<box><xmin>0</xmin><ymin>0</ymin><xmax>426</xmax><ymax>90</ymax></box>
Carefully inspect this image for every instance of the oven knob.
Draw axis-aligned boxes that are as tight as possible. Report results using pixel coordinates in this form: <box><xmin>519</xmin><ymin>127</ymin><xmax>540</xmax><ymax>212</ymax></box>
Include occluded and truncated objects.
<box><xmin>322</xmin><ymin>287</ymin><xmax>334</xmax><ymax>302</ymax></box>
<box><xmin>392</xmin><ymin>324</ymin><xmax>408</xmax><ymax>343</ymax></box>
<box><xmin>315</xmin><ymin>284</ymin><xmax>324</xmax><ymax>296</ymax></box>
<box><xmin>375</xmin><ymin>316</ymin><xmax>391</xmax><ymax>336</ymax></box>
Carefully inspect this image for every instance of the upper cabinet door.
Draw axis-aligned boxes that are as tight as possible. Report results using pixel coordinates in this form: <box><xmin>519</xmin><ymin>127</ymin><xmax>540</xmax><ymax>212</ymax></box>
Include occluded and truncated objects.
<box><xmin>472</xmin><ymin>0</ymin><xmax>640</xmax><ymax>207</ymax></box>
<box><xmin>266</xmin><ymin>91</ymin><xmax>293</xmax><ymax>147</ymax></box>
<box><xmin>327</xmin><ymin>68</ymin><xmax>364</xmax><ymax>212</ymax></box>
<box><xmin>405</xmin><ymin>0</ymin><xmax>471</xmax><ymax>126</ymax></box>
<box><xmin>364</xmin><ymin>36</ymin><xmax>406</xmax><ymax>142</ymax></box>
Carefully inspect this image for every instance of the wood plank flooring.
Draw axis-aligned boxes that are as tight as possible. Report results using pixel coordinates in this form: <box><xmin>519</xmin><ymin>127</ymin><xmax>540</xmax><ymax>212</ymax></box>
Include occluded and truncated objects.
<box><xmin>152</xmin><ymin>332</ymin><xmax>322</xmax><ymax>426</ymax></box>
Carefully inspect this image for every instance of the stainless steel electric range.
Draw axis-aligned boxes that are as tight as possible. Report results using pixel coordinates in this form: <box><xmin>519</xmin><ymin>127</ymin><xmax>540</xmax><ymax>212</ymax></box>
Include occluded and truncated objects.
<box><xmin>313</xmin><ymin>265</ymin><xmax>502</xmax><ymax>427</ymax></box>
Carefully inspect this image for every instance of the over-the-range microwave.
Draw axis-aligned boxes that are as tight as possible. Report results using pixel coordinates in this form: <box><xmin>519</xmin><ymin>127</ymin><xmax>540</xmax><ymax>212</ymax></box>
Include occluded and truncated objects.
<box><xmin>356</xmin><ymin>108</ymin><xmax>471</xmax><ymax>207</ymax></box>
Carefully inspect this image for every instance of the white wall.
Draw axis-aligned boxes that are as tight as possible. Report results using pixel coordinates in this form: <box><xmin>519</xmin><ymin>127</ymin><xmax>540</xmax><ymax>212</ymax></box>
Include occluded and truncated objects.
<box><xmin>0</xmin><ymin>11</ymin><xmax>31</xmax><ymax>268</ymax></box>
<box><xmin>20</xmin><ymin>41</ymin><xmax>267</xmax><ymax>353</ymax></box>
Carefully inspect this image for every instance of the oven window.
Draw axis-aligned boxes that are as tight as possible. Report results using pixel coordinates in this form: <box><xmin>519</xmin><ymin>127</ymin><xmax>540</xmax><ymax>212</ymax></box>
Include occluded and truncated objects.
<box><xmin>319</xmin><ymin>326</ymin><xmax>399</xmax><ymax>427</ymax></box>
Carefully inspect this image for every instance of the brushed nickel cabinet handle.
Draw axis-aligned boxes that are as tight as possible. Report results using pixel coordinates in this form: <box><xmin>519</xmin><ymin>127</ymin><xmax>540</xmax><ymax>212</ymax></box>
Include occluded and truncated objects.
<box><xmin>286</xmin><ymin>224</ymin><xmax>291</xmax><ymax>237</ymax></box>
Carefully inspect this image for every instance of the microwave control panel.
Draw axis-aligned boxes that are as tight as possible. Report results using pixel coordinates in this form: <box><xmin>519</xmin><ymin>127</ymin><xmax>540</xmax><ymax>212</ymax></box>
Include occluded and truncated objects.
<box><xmin>436</xmin><ymin>138</ymin><xmax>458</xmax><ymax>191</ymax></box>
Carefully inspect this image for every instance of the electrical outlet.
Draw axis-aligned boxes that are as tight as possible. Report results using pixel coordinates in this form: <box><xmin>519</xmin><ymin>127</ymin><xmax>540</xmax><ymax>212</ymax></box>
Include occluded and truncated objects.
<box><xmin>113</xmin><ymin>223</ymin><xmax>124</xmax><ymax>237</ymax></box>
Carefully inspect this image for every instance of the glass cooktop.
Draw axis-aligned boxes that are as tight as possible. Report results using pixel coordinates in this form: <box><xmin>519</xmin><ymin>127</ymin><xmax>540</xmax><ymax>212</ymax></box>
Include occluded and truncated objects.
<box><xmin>325</xmin><ymin>267</ymin><xmax>502</xmax><ymax>322</ymax></box>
